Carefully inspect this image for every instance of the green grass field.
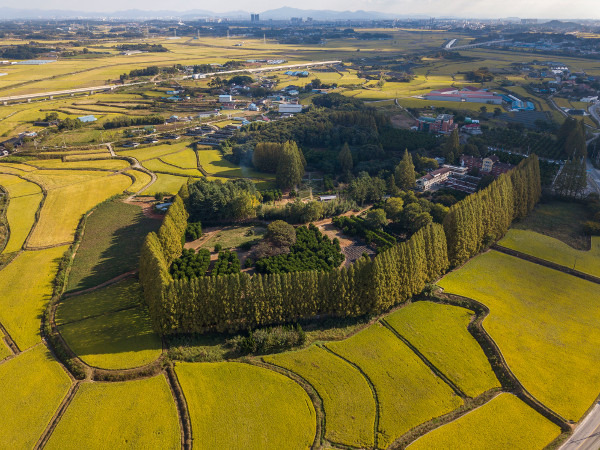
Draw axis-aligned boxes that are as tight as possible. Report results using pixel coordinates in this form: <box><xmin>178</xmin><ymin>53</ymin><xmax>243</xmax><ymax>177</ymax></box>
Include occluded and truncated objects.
<box><xmin>499</xmin><ymin>230</ymin><xmax>600</xmax><ymax>277</ymax></box>
<box><xmin>439</xmin><ymin>250</ymin><xmax>600</xmax><ymax>421</ymax></box>
<box><xmin>46</xmin><ymin>375</ymin><xmax>180</xmax><ymax>449</ymax></box>
<box><xmin>117</xmin><ymin>142</ymin><xmax>192</xmax><ymax>162</ymax></box>
<box><xmin>198</xmin><ymin>224</ymin><xmax>266</xmax><ymax>250</ymax></box>
<box><xmin>0</xmin><ymin>345</ymin><xmax>72</xmax><ymax>449</ymax></box>
<box><xmin>510</xmin><ymin>201</ymin><xmax>591</xmax><ymax>250</ymax></box>
<box><xmin>196</xmin><ymin>148</ymin><xmax>273</xmax><ymax>179</ymax></box>
<box><xmin>385</xmin><ymin>302</ymin><xmax>500</xmax><ymax>397</ymax></box>
<box><xmin>143</xmin><ymin>158</ymin><xmax>204</xmax><ymax>177</ymax></box>
<box><xmin>160</xmin><ymin>148</ymin><xmax>198</xmax><ymax>169</ymax></box>
<box><xmin>67</xmin><ymin>199</ymin><xmax>160</xmax><ymax>291</ymax></box>
<box><xmin>407</xmin><ymin>393</ymin><xmax>561</xmax><ymax>450</ymax></box>
<box><xmin>27</xmin><ymin>174</ymin><xmax>132</xmax><ymax>248</ymax></box>
<box><xmin>326</xmin><ymin>323</ymin><xmax>463</xmax><ymax>448</ymax></box>
<box><xmin>0</xmin><ymin>246</ymin><xmax>68</xmax><ymax>350</ymax></box>
<box><xmin>175</xmin><ymin>362</ymin><xmax>316</xmax><ymax>449</ymax></box>
<box><xmin>264</xmin><ymin>345</ymin><xmax>376</xmax><ymax>448</ymax></box>
<box><xmin>58</xmin><ymin>280</ymin><xmax>162</xmax><ymax>369</ymax></box>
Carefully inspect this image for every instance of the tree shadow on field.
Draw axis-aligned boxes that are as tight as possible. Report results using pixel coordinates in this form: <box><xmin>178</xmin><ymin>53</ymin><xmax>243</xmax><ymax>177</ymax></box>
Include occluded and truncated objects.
<box><xmin>72</xmin><ymin>207</ymin><xmax>160</xmax><ymax>291</ymax></box>
<box><xmin>58</xmin><ymin>306</ymin><xmax>162</xmax><ymax>358</ymax></box>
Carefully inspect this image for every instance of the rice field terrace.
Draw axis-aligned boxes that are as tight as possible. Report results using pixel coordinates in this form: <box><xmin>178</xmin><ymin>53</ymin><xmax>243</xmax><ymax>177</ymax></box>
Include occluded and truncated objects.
<box><xmin>439</xmin><ymin>250</ymin><xmax>600</xmax><ymax>422</ymax></box>
<box><xmin>0</xmin><ymin>30</ymin><xmax>598</xmax><ymax>450</ymax></box>
<box><xmin>407</xmin><ymin>393</ymin><xmax>561</xmax><ymax>450</ymax></box>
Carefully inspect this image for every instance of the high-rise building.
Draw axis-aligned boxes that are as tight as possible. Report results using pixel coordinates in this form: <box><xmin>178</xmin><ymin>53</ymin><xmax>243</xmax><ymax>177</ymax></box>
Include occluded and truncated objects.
<box><xmin>251</xmin><ymin>13</ymin><xmax>260</xmax><ymax>23</ymax></box>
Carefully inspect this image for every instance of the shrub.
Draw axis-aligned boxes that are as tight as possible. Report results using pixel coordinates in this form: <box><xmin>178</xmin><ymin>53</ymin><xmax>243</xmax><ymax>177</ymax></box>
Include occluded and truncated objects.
<box><xmin>227</xmin><ymin>325</ymin><xmax>306</xmax><ymax>354</ymax></box>
<box><xmin>213</xmin><ymin>250</ymin><xmax>241</xmax><ymax>275</ymax></box>
<box><xmin>170</xmin><ymin>248</ymin><xmax>210</xmax><ymax>280</ymax></box>
<box><xmin>583</xmin><ymin>221</ymin><xmax>600</xmax><ymax>235</ymax></box>
<box><xmin>185</xmin><ymin>222</ymin><xmax>202</xmax><ymax>241</ymax></box>
<box><xmin>244</xmin><ymin>257</ymin><xmax>254</xmax><ymax>268</ymax></box>
<box><xmin>214</xmin><ymin>243</ymin><xmax>222</xmax><ymax>252</ymax></box>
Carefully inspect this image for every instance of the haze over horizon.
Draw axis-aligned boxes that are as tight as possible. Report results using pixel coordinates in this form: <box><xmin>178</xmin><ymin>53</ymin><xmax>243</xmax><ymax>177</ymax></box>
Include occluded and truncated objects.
<box><xmin>0</xmin><ymin>1</ymin><xmax>597</xmax><ymax>20</ymax></box>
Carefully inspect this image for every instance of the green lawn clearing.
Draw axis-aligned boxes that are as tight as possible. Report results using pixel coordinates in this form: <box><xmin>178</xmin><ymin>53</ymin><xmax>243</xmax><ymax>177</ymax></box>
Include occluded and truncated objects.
<box><xmin>498</xmin><ymin>229</ymin><xmax>600</xmax><ymax>278</ymax></box>
<box><xmin>407</xmin><ymin>393</ymin><xmax>561</xmax><ymax>450</ymax></box>
<box><xmin>326</xmin><ymin>323</ymin><xmax>463</xmax><ymax>448</ymax></box>
<box><xmin>265</xmin><ymin>345</ymin><xmax>376</xmax><ymax>448</ymax></box>
<box><xmin>175</xmin><ymin>361</ymin><xmax>316</xmax><ymax>449</ymax></box>
<box><xmin>385</xmin><ymin>302</ymin><xmax>500</xmax><ymax>398</ymax></box>
<box><xmin>198</xmin><ymin>224</ymin><xmax>266</xmax><ymax>250</ymax></box>
<box><xmin>439</xmin><ymin>250</ymin><xmax>600</xmax><ymax>421</ymax></box>
<box><xmin>142</xmin><ymin>173</ymin><xmax>199</xmax><ymax>195</ymax></box>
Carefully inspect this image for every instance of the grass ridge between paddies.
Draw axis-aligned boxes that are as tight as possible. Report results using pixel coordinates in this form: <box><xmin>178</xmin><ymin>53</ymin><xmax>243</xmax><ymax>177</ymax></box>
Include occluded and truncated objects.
<box><xmin>385</xmin><ymin>301</ymin><xmax>500</xmax><ymax>398</ymax></box>
<box><xmin>407</xmin><ymin>393</ymin><xmax>561</xmax><ymax>450</ymax></box>
<box><xmin>498</xmin><ymin>229</ymin><xmax>600</xmax><ymax>278</ymax></box>
<box><xmin>46</xmin><ymin>375</ymin><xmax>180</xmax><ymax>450</ymax></box>
<box><xmin>264</xmin><ymin>345</ymin><xmax>376</xmax><ymax>448</ymax></box>
<box><xmin>0</xmin><ymin>345</ymin><xmax>72</xmax><ymax>449</ymax></box>
<box><xmin>439</xmin><ymin>250</ymin><xmax>600</xmax><ymax>421</ymax></box>
<box><xmin>326</xmin><ymin>323</ymin><xmax>463</xmax><ymax>448</ymax></box>
<box><xmin>175</xmin><ymin>361</ymin><xmax>316</xmax><ymax>449</ymax></box>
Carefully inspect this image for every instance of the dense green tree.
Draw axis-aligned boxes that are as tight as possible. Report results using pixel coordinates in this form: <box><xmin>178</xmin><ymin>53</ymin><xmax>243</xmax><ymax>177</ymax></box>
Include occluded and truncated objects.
<box><xmin>365</xmin><ymin>208</ymin><xmax>388</xmax><ymax>230</ymax></box>
<box><xmin>338</xmin><ymin>142</ymin><xmax>354</xmax><ymax>175</ymax></box>
<box><xmin>276</xmin><ymin>141</ymin><xmax>305</xmax><ymax>190</ymax></box>
<box><xmin>266</xmin><ymin>220</ymin><xmax>297</xmax><ymax>248</ymax></box>
<box><xmin>395</xmin><ymin>149</ymin><xmax>416</xmax><ymax>190</ymax></box>
<box><xmin>383</xmin><ymin>197</ymin><xmax>404</xmax><ymax>221</ymax></box>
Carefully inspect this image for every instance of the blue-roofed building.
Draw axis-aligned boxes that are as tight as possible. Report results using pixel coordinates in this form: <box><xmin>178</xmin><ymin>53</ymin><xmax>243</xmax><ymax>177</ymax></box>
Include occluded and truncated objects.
<box><xmin>511</xmin><ymin>100</ymin><xmax>535</xmax><ymax>111</ymax></box>
<box><xmin>77</xmin><ymin>115</ymin><xmax>97</xmax><ymax>123</ymax></box>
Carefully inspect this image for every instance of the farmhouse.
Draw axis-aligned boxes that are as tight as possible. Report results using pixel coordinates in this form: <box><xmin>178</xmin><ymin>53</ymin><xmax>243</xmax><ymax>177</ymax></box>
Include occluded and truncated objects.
<box><xmin>416</xmin><ymin>167</ymin><xmax>452</xmax><ymax>191</ymax></box>
<box><xmin>418</xmin><ymin>114</ymin><xmax>458</xmax><ymax>135</ymax></box>
<box><xmin>278</xmin><ymin>103</ymin><xmax>304</xmax><ymax>114</ymax></box>
<box><xmin>460</xmin><ymin>155</ymin><xmax>513</xmax><ymax>177</ymax></box>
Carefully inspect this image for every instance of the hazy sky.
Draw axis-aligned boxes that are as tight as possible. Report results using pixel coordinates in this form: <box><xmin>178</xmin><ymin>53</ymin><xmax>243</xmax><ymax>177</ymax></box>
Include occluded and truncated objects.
<box><xmin>2</xmin><ymin>0</ymin><xmax>598</xmax><ymax>19</ymax></box>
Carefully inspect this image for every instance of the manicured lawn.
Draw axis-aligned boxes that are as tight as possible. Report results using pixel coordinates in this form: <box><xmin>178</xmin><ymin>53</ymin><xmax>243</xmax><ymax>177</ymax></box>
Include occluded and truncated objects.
<box><xmin>58</xmin><ymin>281</ymin><xmax>162</xmax><ymax>370</ymax></box>
<box><xmin>27</xmin><ymin>174</ymin><xmax>132</xmax><ymax>248</ymax></box>
<box><xmin>326</xmin><ymin>323</ymin><xmax>463</xmax><ymax>448</ymax></box>
<box><xmin>196</xmin><ymin>147</ymin><xmax>273</xmax><ymax>179</ymax></box>
<box><xmin>67</xmin><ymin>199</ymin><xmax>160</xmax><ymax>291</ymax></box>
<box><xmin>499</xmin><ymin>229</ymin><xmax>600</xmax><ymax>278</ymax></box>
<box><xmin>0</xmin><ymin>246</ymin><xmax>68</xmax><ymax>350</ymax></box>
<box><xmin>0</xmin><ymin>345</ymin><xmax>71</xmax><ymax>449</ymax></box>
<box><xmin>175</xmin><ymin>362</ymin><xmax>316</xmax><ymax>449</ymax></box>
<box><xmin>439</xmin><ymin>250</ymin><xmax>600</xmax><ymax>421</ymax></box>
<box><xmin>46</xmin><ymin>375</ymin><xmax>180</xmax><ymax>450</ymax></box>
<box><xmin>265</xmin><ymin>345</ymin><xmax>376</xmax><ymax>448</ymax></box>
<box><xmin>407</xmin><ymin>393</ymin><xmax>561</xmax><ymax>450</ymax></box>
<box><xmin>385</xmin><ymin>302</ymin><xmax>500</xmax><ymax>397</ymax></box>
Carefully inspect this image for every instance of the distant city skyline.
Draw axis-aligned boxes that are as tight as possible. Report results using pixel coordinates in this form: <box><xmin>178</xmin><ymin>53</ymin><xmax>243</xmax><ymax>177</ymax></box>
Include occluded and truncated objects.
<box><xmin>0</xmin><ymin>1</ymin><xmax>597</xmax><ymax>20</ymax></box>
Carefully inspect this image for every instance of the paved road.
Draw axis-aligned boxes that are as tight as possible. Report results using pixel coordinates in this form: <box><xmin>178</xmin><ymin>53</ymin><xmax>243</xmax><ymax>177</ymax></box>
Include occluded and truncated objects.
<box><xmin>0</xmin><ymin>60</ymin><xmax>341</xmax><ymax>104</ymax></box>
<box><xmin>586</xmin><ymin>158</ymin><xmax>600</xmax><ymax>195</ymax></box>
<box><xmin>561</xmin><ymin>403</ymin><xmax>600</xmax><ymax>450</ymax></box>
<box><xmin>444</xmin><ymin>39</ymin><xmax>457</xmax><ymax>49</ymax></box>
<box><xmin>0</xmin><ymin>81</ymin><xmax>149</xmax><ymax>103</ymax></box>
<box><xmin>446</xmin><ymin>39</ymin><xmax>513</xmax><ymax>51</ymax></box>
<box><xmin>182</xmin><ymin>60</ymin><xmax>341</xmax><ymax>80</ymax></box>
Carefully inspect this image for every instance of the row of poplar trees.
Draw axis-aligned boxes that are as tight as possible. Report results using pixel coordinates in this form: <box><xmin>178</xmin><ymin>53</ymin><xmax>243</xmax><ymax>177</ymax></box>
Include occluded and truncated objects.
<box><xmin>140</xmin><ymin>156</ymin><xmax>541</xmax><ymax>334</ymax></box>
<box><xmin>443</xmin><ymin>155</ymin><xmax>541</xmax><ymax>267</ymax></box>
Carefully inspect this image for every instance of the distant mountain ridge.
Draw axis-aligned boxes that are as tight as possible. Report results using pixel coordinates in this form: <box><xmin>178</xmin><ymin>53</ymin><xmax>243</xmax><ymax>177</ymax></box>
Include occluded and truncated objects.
<box><xmin>0</xmin><ymin>6</ymin><xmax>409</xmax><ymax>20</ymax></box>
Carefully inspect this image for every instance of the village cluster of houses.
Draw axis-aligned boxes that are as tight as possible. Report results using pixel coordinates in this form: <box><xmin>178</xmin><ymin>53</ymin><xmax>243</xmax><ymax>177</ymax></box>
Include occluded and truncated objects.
<box><xmin>416</xmin><ymin>155</ymin><xmax>513</xmax><ymax>193</ymax></box>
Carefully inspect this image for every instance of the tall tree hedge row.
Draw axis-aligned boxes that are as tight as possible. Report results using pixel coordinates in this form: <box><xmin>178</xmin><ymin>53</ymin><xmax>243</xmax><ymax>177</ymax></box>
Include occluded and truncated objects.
<box><xmin>139</xmin><ymin>156</ymin><xmax>541</xmax><ymax>334</ymax></box>
<box><xmin>443</xmin><ymin>155</ymin><xmax>541</xmax><ymax>266</ymax></box>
